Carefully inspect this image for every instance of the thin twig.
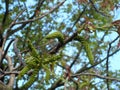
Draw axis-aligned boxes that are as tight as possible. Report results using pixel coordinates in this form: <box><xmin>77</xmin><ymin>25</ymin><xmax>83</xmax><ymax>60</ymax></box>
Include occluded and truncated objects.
<box><xmin>0</xmin><ymin>71</ymin><xmax>19</xmax><ymax>79</ymax></box>
<box><xmin>106</xmin><ymin>42</ymin><xmax>111</xmax><ymax>90</ymax></box>
<box><xmin>7</xmin><ymin>0</ymin><xmax>45</xmax><ymax>38</ymax></box>
<box><xmin>14</xmin><ymin>0</ymin><xmax>66</xmax><ymax>25</ymax></box>
<box><xmin>70</xmin><ymin>47</ymin><xmax>82</xmax><ymax>68</ymax></box>
<box><xmin>76</xmin><ymin>36</ymin><xmax>120</xmax><ymax>73</ymax></box>
<box><xmin>89</xmin><ymin>0</ymin><xmax>109</xmax><ymax>17</ymax></box>
<box><xmin>71</xmin><ymin>5</ymin><xmax>87</xmax><ymax>29</ymax></box>
<box><xmin>72</xmin><ymin>73</ymin><xmax>120</xmax><ymax>82</ymax></box>
<box><xmin>2</xmin><ymin>9</ymin><xmax>26</xmax><ymax>51</ymax></box>
<box><xmin>13</xmin><ymin>38</ymin><xmax>25</xmax><ymax>66</ymax></box>
<box><xmin>8</xmin><ymin>9</ymin><xmax>26</xmax><ymax>30</ymax></box>
<box><xmin>49</xmin><ymin>4</ymin><xmax>87</xmax><ymax>54</ymax></box>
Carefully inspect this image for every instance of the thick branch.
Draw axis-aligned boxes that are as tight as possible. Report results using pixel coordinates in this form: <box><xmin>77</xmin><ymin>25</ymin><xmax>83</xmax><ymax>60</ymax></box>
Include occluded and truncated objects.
<box><xmin>6</xmin><ymin>55</ymin><xmax>15</xmax><ymax>87</ymax></box>
<box><xmin>2</xmin><ymin>0</ymin><xmax>9</xmax><ymax>25</ymax></box>
<box><xmin>0</xmin><ymin>39</ymin><xmax>14</xmax><ymax>64</ymax></box>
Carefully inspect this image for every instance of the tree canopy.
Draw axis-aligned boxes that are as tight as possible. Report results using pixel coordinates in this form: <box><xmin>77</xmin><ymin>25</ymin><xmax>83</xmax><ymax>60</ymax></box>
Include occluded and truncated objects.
<box><xmin>0</xmin><ymin>0</ymin><xmax>120</xmax><ymax>90</ymax></box>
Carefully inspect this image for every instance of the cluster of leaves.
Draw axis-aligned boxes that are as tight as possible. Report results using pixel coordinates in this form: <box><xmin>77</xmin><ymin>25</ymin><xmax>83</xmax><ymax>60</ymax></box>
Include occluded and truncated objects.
<box><xmin>17</xmin><ymin>39</ymin><xmax>62</xmax><ymax>89</ymax></box>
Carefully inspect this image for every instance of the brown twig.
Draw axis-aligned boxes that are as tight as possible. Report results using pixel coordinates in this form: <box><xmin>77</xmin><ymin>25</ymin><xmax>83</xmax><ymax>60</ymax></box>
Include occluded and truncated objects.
<box><xmin>49</xmin><ymin>5</ymin><xmax>87</xmax><ymax>54</ymax></box>
<box><xmin>70</xmin><ymin>47</ymin><xmax>82</xmax><ymax>68</ymax></box>
<box><xmin>13</xmin><ymin>38</ymin><xmax>25</xmax><ymax>66</ymax></box>
<box><xmin>7</xmin><ymin>9</ymin><xmax>26</xmax><ymax>30</ymax></box>
<box><xmin>8</xmin><ymin>0</ymin><xmax>45</xmax><ymax>38</ymax></box>
<box><xmin>72</xmin><ymin>73</ymin><xmax>120</xmax><ymax>82</ymax></box>
<box><xmin>13</xmin><ymin>0</ymin><xmax>66</xmax><ymax>25</ymax></box>
<box><xmin>48</xmin><ymin>5</ymin><xmax>87</xmax><ymax>90</ymax></box>
<box><xmin>89</xmin><ymin>0</ymin><xmax>109</xmax><ymax>17</ymax></box>
<box><xmin>106</xmin><ymin>42</ymin><xmax>111</xmax><ymax>90</ymax></box>
<box><xmin>76</xmin><ymin>36</ymin><xmax>120</xmax><ymax>74</ymax></box>
<box><xmin>48</xmin><ymin>79</ymin><xmax>63</xmax><ymax>90</ymax></box>
<box><xmin>2</xmin><ymin>9</ymin><xmax>26</xmax><ymax>52</ymax></box>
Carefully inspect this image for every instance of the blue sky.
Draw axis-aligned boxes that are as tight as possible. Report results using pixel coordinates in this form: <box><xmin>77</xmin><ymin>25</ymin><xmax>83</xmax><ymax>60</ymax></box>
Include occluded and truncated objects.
<box><xmin>110</xmin><ymin>8</ymin><xmax>120</xmax><ymax>70</ymax></box>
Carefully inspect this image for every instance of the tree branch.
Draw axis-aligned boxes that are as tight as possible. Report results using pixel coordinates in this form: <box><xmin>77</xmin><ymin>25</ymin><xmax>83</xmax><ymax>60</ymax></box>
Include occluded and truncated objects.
<box><xmin>0</xmin><ymin>39</ymin><xmax>14</xmax><ymax>64</ymax></box>
<box><xmin>5</xmin><ymin>55</ymin><xmax>15</xmax><ymax>87</ymax></box>
<box><xmin>89</xmin><ymin>0</ymin><xmax>109</xmax><ymax>17</ymax></box>
<box><xmin>48</xmin><ymin>79</ymin><xmax>63</xmax><ymax>90</ymax></box>
<box><xmin>13</xmin><ymin>38</ymin><xmax>25</xmax><ymax>66</ymax></box>
<box><xmin>13</xmin><ymin>0</ymin><xmax>66</xmax><ymax>25</ymax></box>
<box><xmin>70</xmin><ymin>47</ymin><xmax>82</xmax><ymax>68</ymax></box>
<box><xmin>76</xmin><ymin>36</ymin><xmax>120</xmax><ymax>74</ymax></box>
<box><xmin>7</xmin><ymin>0</ymin><xmax>45</xmax><ymax>38</ymax></box>
<box><xmin>72</xmin><ymin>73</ymin><xmax>120</xmax><ymax>82</ymax></box>
<box><xmin>2</xmin><ymin>0</ymin><xmax>9</xmax><ymax>25</ymax></box>
<box><xmin>49</xmin><ymin>5</ymin><xmax>87</xmax><ymax>54</ymax></box>
<box><xmin>2</xmin><ymin>9</ymin><xmax>26</xmax><ymax>51</ymax></box>
<box><xmin>106</xmin><ymin>41</ymin><xmax>112</xmax><ymax>90</ymax></box>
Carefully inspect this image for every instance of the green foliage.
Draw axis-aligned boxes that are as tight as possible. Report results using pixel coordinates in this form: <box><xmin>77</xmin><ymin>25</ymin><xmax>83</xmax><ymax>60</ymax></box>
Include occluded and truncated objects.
<box><xmin>17</xmin><ymin>39</ymin><xmax>62</xmax><ymax>89</ymax></box>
